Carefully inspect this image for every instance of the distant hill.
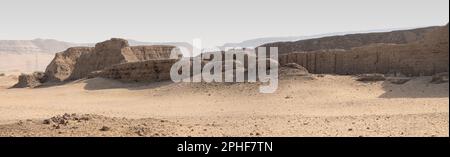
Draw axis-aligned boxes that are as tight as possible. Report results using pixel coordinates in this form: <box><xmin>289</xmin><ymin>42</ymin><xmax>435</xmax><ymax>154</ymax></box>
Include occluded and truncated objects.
<box><xmin>0</xmin><ymin>39</ymin><xmax>86</xmax><ymax>54</ymax></box>
<box><xmin>0</xmin><ymin>39</ymin><xmax>192</xmax><ymax>54</ymax></box>
<box><xmin>126</xmin><ymin>39</ymin><xmax>193</xmax><ymax>50</ymax></box>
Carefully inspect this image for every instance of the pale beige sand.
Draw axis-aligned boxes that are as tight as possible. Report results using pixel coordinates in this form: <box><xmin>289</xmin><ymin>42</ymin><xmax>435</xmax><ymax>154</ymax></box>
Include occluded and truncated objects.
<box><xmin>0</xmin><ymin>74</ymin><xmax>448</xmax><ymax>137</ymax></box>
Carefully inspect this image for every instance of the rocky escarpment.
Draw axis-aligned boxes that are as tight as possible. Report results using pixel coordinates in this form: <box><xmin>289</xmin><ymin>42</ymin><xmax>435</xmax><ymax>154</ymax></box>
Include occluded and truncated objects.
<box><xmin>43</xmin><ymin>38</ymin><xmax>181</xmax><ymax>83</ymax></box>
<box><xmin>266</xmin><ymin>25</ymin><xmax>449</xmax><ymax>76</ymax></box>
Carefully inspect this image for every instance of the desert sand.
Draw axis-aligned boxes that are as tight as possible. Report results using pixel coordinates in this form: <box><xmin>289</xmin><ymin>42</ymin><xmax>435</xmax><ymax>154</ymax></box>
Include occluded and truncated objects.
<box><xmin>0</xmin><ymin>73</ymin><xmax>448</xmax><ymax>137</ymax></box>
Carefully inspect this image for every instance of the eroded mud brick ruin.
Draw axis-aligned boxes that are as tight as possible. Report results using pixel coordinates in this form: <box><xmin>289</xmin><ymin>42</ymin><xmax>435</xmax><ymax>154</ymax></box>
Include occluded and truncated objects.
<box><xmin>12</xmin><ymin>38</ymin><xmax>182</xmax><ymax>87</ymax></box>
<box><xmin>13</xmin><ymin>24</ymin><xmax>449</xmax><ymax>88</ymax></box>
<box><xmin>261</xmin><ymin>24</ymin><xmax>449</xmax><ymax>76</ymax></box>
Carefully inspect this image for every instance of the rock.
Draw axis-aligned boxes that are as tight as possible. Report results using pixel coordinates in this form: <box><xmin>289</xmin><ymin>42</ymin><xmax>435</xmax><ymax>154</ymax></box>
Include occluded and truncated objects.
<box><xmin>356</xmin><ymin>74</ymin><xmax>386</xmax><ymax>82</ymax></box>
<box><xmin>387</xmin><ymin>77</ymin><xmax>411</xmax><ymax>84</ymax></box>
<box><xmin>0</xmin><ymin>73</ymin><xmax>4</xmax><ymax>77</ymax></box>
<box><xmin>100</xmin><ymin>126</ymin><xmax>111</xmax><ymax>131</ymax></box>
<box><xmin>430</xmin><ymin>72</ymin><xmax>449</xmax><ymax>84</ymax></box>
<box><xmin>43</xmin><ymin>119</ymin><xmax>52</xmax><ymax>125</ymax></box>
<box><xmin>12</xmin><ymin>72</ymin><xmax>46</xmax><ymax>88</ymax></box>
<box><xmin>44</xmin><ymin>113</ymin><xmax>93</xmax><ymax>126</ymax></box>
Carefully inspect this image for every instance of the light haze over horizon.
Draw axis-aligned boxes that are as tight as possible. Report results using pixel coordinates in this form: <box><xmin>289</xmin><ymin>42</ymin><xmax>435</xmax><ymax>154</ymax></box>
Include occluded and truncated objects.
<box><xmin>0</xmin><ymin>0</ymin><xmax>448</xmax><ymax>48</ymax></box>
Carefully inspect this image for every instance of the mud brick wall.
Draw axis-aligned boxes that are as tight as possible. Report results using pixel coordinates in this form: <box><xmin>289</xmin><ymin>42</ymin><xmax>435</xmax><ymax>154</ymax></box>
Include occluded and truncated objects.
<box><xmin>278</xmin><ymin>42</ymin><xmax>449</xmax><ymax>76</ymax></box>
<box><xmin>130</xmin><ymin>46</ymin><xmax>178</xmax><ymax>61</ymax></box>
<box><xmin>99</xmin><ymin>59</ymin><xmax>179</xmax><ymax>82</ymax></box>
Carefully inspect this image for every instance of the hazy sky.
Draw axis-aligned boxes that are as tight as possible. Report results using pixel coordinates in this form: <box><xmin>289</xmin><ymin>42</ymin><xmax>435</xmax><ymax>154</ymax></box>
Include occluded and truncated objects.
<box><xmin>0</xmin><ymin>0</ymin><xmax>448</xmax><ymax>47</ymax></box>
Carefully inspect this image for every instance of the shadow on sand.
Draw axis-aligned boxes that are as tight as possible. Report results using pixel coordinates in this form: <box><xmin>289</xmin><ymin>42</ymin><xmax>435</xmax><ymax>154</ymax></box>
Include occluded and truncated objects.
<box><xmin>82</xmin><ymin>78</ymin><xmax>175</xmax><ymax>91</ymax></box>
<box><xmin>379</xmin><ymin>76</ymin><xmax>449</xmax><ymax>98</ymax></box>
<box><xmin>31</xmin><ymin>77</ymin><xmax>175</xmax><ymax>91</ymax></box>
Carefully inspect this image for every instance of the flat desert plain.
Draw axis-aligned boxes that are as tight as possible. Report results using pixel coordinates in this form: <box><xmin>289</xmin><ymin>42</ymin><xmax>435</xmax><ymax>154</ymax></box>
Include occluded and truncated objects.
<box><xmin>0</xmin><ymin>73</ymin><xmax>448</xmax><ymax>137</ymax></box>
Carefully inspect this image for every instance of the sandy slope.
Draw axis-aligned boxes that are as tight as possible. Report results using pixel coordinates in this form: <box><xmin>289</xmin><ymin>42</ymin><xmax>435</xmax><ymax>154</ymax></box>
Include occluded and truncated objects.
<box><xmin>0</xmin><ymin>74</ymin><xmax>448</xmax><ymax>137</ymax></box>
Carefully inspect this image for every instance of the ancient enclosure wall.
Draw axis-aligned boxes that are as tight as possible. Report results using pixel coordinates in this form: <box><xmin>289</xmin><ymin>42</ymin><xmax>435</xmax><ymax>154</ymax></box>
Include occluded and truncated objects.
<box><xmin>98</xmin><ymin>59</ymin><xmax>179</xmax><ymax>82</ymax></box>
<box><xmin>276</xmin><ymin>25</ymin><xmax>449</xmax><ymax>76</ymax></box>
<box><xmin>130</xmin><ymin>46</ymin><xmax>179</xmax><ymax>61</ymax></box>
<box><xmin>278</xmin><ymin>42</ymin><xmax>449</xmax><ymax>76</ymax></box>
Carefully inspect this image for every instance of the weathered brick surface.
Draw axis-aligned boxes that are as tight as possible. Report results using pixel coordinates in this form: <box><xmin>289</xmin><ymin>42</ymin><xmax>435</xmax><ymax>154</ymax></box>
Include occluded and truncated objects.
<box><xmin>44</xmin><ymin>38</ymin><xmax>179</xmax><ymax>82</ymax></box>
<box><xmin>98</xmin><ymin>59</ymin><xmax>179</xmax><ymax>82</ymax></box>
<box><xmin>276</xmin><ymin>25</ymin><xmax>449</xmax><ymax>76</ymax></box>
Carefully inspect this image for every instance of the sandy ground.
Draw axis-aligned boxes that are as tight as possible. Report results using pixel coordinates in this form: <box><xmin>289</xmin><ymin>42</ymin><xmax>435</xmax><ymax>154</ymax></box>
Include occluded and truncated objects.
<box><xmin>0</xmin><ymin>74</ymin><xmax>448</xmax><ymax>137</ymax></box>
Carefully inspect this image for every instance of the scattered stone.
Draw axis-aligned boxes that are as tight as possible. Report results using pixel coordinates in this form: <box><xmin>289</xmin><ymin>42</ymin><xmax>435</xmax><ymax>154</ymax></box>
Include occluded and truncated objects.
<box><xmin>100</xmin><ymin>126</ymin><xmax>111</xmax><ymax>131</ymax></box>
<box><xmin>43</xmin><ymin>119</ymin><xmax>52</xmax><ymax>125</ymax></box>
<box><xmin>0</xmin><ymin>73</ymin><xmax>4</xmax><ymax>77</ymax></box>
<box><xmin>430</xmin><ymin>72</ymin><xmax>449</xmax><ymax>84</ymax></box>
<box><xmin>284</xmin><ymin>95</ymin><xmax>293</xmax><ymax>99</ymax></box>
<box><xmin>136</xmin><ymin>130</ymin><xmax>145</xmax><ymax>136</ymax></box>
<box><xmin>348</xmin><ymin>128</ymin><xmax>353</xmax><ymax>131</ymax></box>
<box><xmin>43</xmin><ymin>113</ymin><xmax>93</xmax><ymax>126</ymax></box>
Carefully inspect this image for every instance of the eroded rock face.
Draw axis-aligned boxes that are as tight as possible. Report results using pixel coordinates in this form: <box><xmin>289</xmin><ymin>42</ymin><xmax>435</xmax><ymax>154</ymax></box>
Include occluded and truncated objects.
<box><xmin>43</xmin><ymin>38</ymin><xmax>179</xmax><ymax>82</ymax></box>
<box><xmin>12</xmin><ymin>72</ymin><xmax>46</xmax><ymax>88</ymax></box>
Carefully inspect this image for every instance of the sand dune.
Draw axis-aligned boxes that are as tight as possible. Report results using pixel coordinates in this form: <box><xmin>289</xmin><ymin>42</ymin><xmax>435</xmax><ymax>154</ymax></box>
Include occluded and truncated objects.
<box><xmin>0</xmin><ymin>74</ymin><xmax>448</xmax><ymax>136</ymax></box>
